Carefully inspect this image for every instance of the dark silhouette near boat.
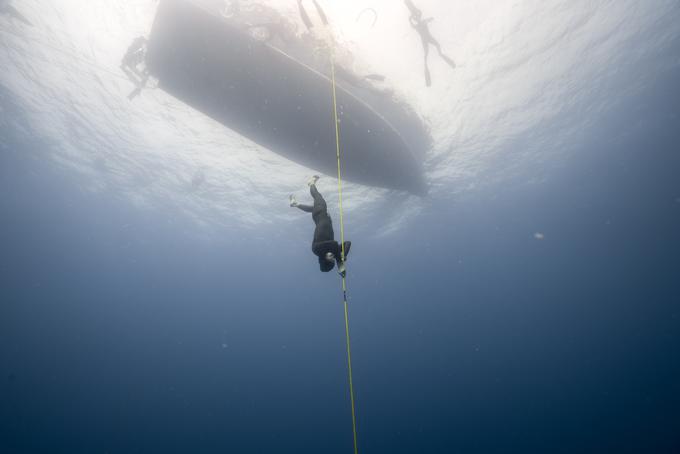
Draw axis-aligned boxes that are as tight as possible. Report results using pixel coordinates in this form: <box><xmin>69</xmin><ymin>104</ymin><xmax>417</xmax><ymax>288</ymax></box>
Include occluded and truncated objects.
<box><xmin>404</xmin><ymin>0</ymin><xmax>455</xmax><ymax>87</ymax></box>
<box><xmin>120</xmin><ymin>36</ymin><xmax>149</xmax><ymax>100</ymax></box>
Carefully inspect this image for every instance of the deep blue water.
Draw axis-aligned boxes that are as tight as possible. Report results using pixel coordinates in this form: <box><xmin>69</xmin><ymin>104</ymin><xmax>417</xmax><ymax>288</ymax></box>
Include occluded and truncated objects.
<box><xmin>2</xmin><ymin>47</ymin><xmax>680</xmax><ymax>454</ymax></box>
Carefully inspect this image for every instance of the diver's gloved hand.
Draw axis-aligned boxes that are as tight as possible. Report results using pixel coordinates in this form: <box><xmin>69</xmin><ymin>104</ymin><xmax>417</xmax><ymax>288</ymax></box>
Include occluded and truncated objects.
<box><xmin>289</xmin><ymin>194</ymin><xmax>298</xmax><ymax>207</ymax></box>
<box><xmin>337</xmin><ymin>261</ymin><xmax>346</xmax><ymax>277</ymax></box>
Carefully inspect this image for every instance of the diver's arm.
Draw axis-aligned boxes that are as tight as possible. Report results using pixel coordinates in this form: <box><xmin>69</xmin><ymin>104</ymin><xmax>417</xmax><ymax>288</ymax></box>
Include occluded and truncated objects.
<box><xmin>295</xmin><ymin>204</ymin><xmax>314</xmax><ymax>213</ymax></box>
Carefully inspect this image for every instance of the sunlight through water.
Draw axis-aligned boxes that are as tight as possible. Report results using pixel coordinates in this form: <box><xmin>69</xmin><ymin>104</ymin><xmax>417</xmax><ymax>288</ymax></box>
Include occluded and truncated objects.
<box><xmin>1</xmin><ymin>0</ymin><xmax>678</xmax><ymax>235</ymax></box>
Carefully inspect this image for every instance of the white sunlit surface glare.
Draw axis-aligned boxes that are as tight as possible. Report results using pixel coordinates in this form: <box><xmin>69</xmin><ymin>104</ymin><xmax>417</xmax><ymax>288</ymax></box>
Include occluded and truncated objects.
<box><xmin>1</xmin><ymin>0</ymin><xmax>679</xmax><ymax>236</ymax></box>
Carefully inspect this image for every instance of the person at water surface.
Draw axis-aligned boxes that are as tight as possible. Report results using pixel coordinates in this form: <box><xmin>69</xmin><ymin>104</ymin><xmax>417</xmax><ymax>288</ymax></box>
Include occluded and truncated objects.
<box><xmin>405</xmin><ymin>0</ymin><xmax>456</xmax><ymax>86</ymax></box>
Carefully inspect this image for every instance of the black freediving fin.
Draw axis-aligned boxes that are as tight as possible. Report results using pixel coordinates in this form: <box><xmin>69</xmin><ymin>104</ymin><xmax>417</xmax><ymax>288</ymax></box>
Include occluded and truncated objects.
<box><xmin>297</xmin><ymin>0</ymin><xmax>313</xmax><ymax>29</ymax></box>
<box><xmin>299</xmin><ymin>0</ymin><xmax>329</xmax><ymax>29</ymax></box>
<box><xmin>311</xmin><ymin>0</ymin><xmax>328</xmax><ymax>26</ymax></box>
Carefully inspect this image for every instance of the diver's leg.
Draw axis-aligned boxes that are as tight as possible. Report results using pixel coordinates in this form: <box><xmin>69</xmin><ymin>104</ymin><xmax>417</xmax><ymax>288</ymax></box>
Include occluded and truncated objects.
<box><xmin>421</xmin><ymin>36</ymin><xmax>432</xmax><ymax>86</ymax></box>
<box><xmin>310</xmin><ymin>184</ymin><xmax>327</xmax><ymax>215</ymax></box>
<box><xmin>290</xmin><ymin>194</ymin><xmax>313</xmax><ymax>212</ymax></box>
<box><xmin>131</xmin><ymin>65</ymin><xmax>150</xmax><ymax>84</ymax></box>
<box><xmin>421</xmin><ymin>35</ymin><xmax>430</xmax><ymax>60</ymax></box>
<box><xmin>121</xmin><ymin>65</ymin><xmax>149</xmax><ymax>90</ymax></box>
<box><xmin>424</xmin><ymin>63</ymin><xmax>431</xmax><ymax>86</ymax></box>
<box><xmin>432</xmin><ymin>38</ymin><xmax>456</xmax><ymax>68</ymax></box>
<box><xmin>121</xmin><ymin>66</ymin><xmax>141</xmax><ymax>86</ymax></box>
<box><xmin>121</xmin><ymin>65</ymin><xmax>148</xmax><ymax>100</ymax></box>
<box><xmin>423</xmin><ymin>56</ymin><xmax>431</xmax><ymax>87</ymax></box>
<box><xmin>127</xmin><ymin>87</ymin><xmax>142</xmax><ymax>101</ymax></box>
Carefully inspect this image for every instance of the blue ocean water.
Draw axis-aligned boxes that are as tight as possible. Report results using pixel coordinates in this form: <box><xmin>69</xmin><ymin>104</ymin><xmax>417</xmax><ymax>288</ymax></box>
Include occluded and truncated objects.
<box><xmin>2</xmin><ymin>1</ymin><xmax>680</xmax><ymax>453</ymax></box>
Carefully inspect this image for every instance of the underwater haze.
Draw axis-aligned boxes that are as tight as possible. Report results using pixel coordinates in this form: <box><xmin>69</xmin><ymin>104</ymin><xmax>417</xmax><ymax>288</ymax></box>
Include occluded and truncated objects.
<box><xmin>2</xmin><ymin>0</ymin><xmax>680</xmax><ymax>453</ymax></box>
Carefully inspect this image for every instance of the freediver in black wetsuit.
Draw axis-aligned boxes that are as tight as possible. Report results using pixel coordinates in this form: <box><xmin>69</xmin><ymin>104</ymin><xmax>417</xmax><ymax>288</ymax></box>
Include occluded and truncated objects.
<box><xmin>120</xmin><ymin>36</ymin><xmax>149</xmax><ymax>100</ymax></box>
<box><xmin>404</xmin><ymin>0</ymin><xmax>456</xmax><ymax>87</ymax></box>
<box><xmin>290</xmin><ymin>176</ymin><xmax>351</xmax><ymax>275</ymax></box>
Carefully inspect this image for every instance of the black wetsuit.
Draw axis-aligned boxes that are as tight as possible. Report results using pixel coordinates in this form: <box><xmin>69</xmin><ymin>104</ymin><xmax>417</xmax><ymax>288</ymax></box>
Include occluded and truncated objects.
<box><xmin>295</xmin><ymin>184</ymin><xmax>350</xmax><ymax>271</ymax></box>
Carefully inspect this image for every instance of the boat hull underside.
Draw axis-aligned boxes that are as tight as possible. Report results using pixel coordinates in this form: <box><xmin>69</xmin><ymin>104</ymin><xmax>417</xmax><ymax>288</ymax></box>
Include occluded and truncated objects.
<box><xmin>146</xmin><ymin>0</ymin><xmax>426</xmax><ymax>193</ymax></box>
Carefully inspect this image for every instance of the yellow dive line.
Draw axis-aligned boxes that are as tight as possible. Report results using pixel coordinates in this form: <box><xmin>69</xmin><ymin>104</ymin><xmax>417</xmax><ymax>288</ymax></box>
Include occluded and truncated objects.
<box><xmin>330</xmin><ymin>48</ymin><xmax>359</xmax><ymax>454</ymax></box>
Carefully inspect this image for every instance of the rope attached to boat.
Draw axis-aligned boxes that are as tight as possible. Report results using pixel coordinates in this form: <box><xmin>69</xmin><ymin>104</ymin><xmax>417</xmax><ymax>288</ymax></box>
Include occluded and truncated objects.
<box><xmin>330</xmin><ymin>46</ymin><xmax>358</xmax><ymax>454</ymax></box>
<box><xmin>298</xmin><ymin>1</ymin><xmax>359</xmax><ymax>452</ymax></box>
